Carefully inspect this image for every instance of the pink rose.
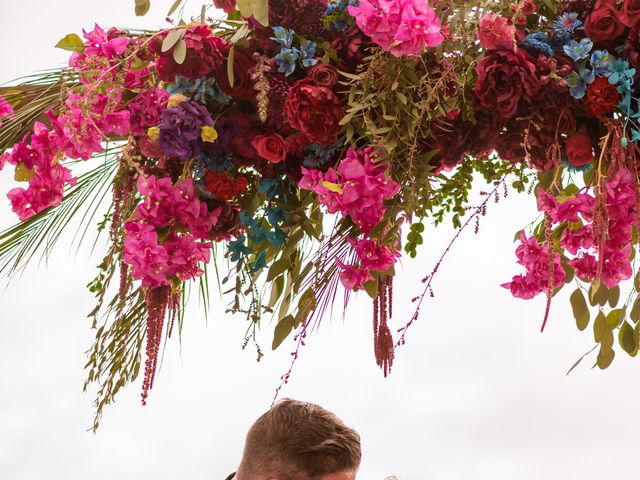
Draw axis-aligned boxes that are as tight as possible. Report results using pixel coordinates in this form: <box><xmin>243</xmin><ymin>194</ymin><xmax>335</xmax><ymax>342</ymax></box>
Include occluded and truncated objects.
<box><xmin>478</xmin><ymin>14</ymin><xmax>515</xmax><ymax>51</ymax></box>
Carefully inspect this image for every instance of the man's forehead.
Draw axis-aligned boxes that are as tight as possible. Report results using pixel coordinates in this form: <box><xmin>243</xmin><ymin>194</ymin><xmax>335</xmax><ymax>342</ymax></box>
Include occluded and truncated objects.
<box><xmin>321</xmin><ymin>472</ymin><xmax>357</xmax><ymax>480</ymax></box>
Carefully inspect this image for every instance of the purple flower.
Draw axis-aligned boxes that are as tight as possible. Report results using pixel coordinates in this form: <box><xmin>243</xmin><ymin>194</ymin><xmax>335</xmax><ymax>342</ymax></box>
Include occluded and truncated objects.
<box><xmin>158</xmin><ymin>99</ymin><xmax>213</xmax><ymax>161</ymax></box>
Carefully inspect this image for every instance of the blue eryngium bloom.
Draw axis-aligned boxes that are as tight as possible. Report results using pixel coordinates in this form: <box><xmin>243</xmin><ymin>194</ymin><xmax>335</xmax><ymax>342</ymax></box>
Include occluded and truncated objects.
<box><xmin>270</xmin><ymin>26</ymin><xmax>294</xmax><ymax>48</ymax></box>
<box><xmin>275</xmin><ymin>47</ymin><xmax>300</xmax><ymax>76</ymax></box>
<box><xmin>299</xmin><ymin>39</ymin><xmax>318</xmax><ymax>68</ymax></box>
<box><xmin>563</xmin><ymin>38</ymin><xmax>593</xmax><ymax>61</ymax></box>
<box><xmin>590</xmin><ymin>50</ymin><xmax>613</xmax><ymax>76</ymax></box>
<box><xmin>565</xmin><ymin>66</ymin><xmax>595</xmax><ymax>99</ymax></box>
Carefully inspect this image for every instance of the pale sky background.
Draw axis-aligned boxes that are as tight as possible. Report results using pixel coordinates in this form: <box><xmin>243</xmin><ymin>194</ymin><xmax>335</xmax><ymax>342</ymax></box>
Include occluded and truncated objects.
<box><xmin>1</xmin><ymin>1</ymin><xmax>639</xmax><ymax>479</ymax></box>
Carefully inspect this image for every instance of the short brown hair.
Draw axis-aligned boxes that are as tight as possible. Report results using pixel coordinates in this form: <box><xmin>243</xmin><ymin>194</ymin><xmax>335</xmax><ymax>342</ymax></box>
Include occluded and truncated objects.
<box><xmin>237</xmin><ymin>399</ymin><xmax>361</xmax><ymax>480</ymax></box>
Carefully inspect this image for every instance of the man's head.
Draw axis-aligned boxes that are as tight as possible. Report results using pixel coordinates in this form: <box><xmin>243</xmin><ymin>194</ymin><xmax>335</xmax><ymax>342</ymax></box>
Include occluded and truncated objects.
<box><xmin>235</xmin><ymin>399</ymin><xmax>361</xmax><ymax>480</ymax></box>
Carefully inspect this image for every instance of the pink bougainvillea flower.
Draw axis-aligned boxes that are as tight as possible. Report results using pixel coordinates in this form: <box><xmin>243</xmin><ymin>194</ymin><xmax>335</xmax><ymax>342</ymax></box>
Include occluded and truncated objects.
<box><xmin>478</xmin><ymin>14</ymin><xmax>515</xmax><ymax>51</ymax></box>
<box><xmin>559</xmin><ymin>225</ymin><xmax>594</xmax><ymax>256</ymax></box>
<box><xmin>0</xmin><ymin>95</ymin><xmax>14</xmax><ymax>127</ymax></box>
<box><xmin>348</xmin><ymin>0</ymin><xmax>444</xmax><ymax>57</ymax></box>
<box><xmin>336</xmin><ymin>258</ymin><xmax>373</xmax><ymax>291</ymax></box>
<box><xmin>352</xmin><ymin>238</ymin><xmax>400</xmax><ymax>273</ymax></box>
<box><xmin>568</xmin><ymin>254</ymin><xmax>598</xmax><ymax>282</ymax></box>
<box><xmin>503</xmin><ymin>232</ymin><xmax>565</xmax><ymax>300</ymax></box>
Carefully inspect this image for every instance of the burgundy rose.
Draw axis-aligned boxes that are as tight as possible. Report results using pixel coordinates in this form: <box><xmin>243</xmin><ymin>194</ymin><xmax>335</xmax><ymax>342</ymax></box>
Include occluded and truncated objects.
<box><xmin>584</xmin><ymin>0</ymin><xmax>625</xmax><ymax>46</ymax></box>
<box><xmin>475</xmin><ymin>49</ymin><xmax>540</xmax><ymax>121</ymax></box>
<box><xmin>309</xmin><ymin>63</ymin><xmax>339</xmax><ymax>88</ymax></box>
<box><xmin>331</xmin><ymin>25</ymin><xmax>372</xmax><ymax>71</ymax></box>
<box><xmin>268</xmin><ymin>0</ymin><xmax>328</xmax><ymax>37</ymax></box>
<box><xmin>624</xmin><ymin>27</ymin><xmax>640</xmax><ymax>69</ymax></box>
<box><xmin>152</xmin><ymin>25</ymin><xmax>227</xmax><ymax>82</ymax></box>
<box><xmin>216</xmin><ymin>45</ymin><xmax>255</xmax><ymax>100</ymax></box>
<box><xmin>213</xmin><ymin>0</ymin><xmax>236</xmax><ymax>13</ymax></box>
<box><xmin>251</xmin><ymin>133</ymin><xmax>288</xmax><ymax>164</ymax></box>
<box><xmin>584</xmin><ymin>76</ymin><xmax>620</xmax><ymax>116</ymax></box>
<box><xmin>139</xmin><ymin>137</ymin><xmax>163</xmax><ymax>158</ymax></box>
<box><xmin>620</xmin><ymin>0</ymin><xmax>640</xmax><ymax>27</ymax></box>
<box><xmin>565</xmin><ymin>133</ymin><xmax>594</xmax><ymax>167</ymax></box>
<box><xmin>285</xmin><ymin>78</ymin><xmax>344</xmax><ymax>145</ymax></box>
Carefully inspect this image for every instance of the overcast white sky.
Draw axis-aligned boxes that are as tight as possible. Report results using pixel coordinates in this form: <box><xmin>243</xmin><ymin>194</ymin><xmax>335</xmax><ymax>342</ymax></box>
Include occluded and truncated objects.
<box><xmin>1</xmin><ymin>1</ymin><xmax>639</xmax><ymax>479</ymax></box>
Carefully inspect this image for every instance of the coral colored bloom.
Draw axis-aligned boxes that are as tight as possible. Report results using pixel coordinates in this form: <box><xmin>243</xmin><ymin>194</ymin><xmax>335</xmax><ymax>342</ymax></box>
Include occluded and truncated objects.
<box><xmin>348</xmin><ymin>0</ymin><xmax>444</xmax><ymax>57</ymax></box>
<box><xmin>478</xmin><ymin>14</ymin><xmax>515</xmax><ymax>51</ymax></box>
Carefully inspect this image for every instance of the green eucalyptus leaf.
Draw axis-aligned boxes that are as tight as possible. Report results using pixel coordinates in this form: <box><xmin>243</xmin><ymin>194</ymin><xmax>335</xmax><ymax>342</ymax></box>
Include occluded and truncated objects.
<box><xmin>619</xmin><ymin>321</ymin><xmax>637</xmax><ymax>356</ymax></box>
<box><xmin>173</xmin><ymin>39</ymin><xmax>187</xmax><ymax>65</ymax></box>
<box><xmin>570</xmin><ymin>288</ymin><xmax>589</xmax><ymax>331</ymax></box>
<box><xmin>135</xmin><ymin>0</ymin><xmax>151</xmax><ymax>16</ymax></box>
<box><xmin>272</xmin><ymin>315</ymin><xmax>295</xmax><ymax>350</ymax></box>
<box><xmin>593</xmin><ymin>311</ymin><xmax>608</xmax><ymax>343</ymax></box>
<box><xmin>162</xmin><ymin>29</ymin><xmax>185</xmax><ymax>53</ymax></box>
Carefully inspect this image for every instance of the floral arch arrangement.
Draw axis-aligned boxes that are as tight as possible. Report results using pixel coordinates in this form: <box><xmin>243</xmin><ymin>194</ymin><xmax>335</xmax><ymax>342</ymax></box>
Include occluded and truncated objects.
<box><xmin>1</xmin><ymin>0</ymin><xmax>640</xmax><ymax>428</ymax></box>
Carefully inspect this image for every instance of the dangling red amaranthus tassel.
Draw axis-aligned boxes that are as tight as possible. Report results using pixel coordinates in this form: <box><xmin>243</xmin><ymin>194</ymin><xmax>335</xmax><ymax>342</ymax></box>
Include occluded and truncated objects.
<box><xmin>141</xmin><ymin>286</ymin><xmax>171</xmax><ymax>406</ymax></box>
<box><xmin>373</xmin><ymin>276</ymin><xmax>395</xmax><ymax>377</ymax></box>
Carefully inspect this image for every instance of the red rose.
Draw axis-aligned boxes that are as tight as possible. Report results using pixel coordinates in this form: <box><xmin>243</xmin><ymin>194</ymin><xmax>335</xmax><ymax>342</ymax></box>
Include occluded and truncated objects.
<box><xmin>152</xmin><ymin>25</ymin><xmax>227</xmax><ymax>82</ymax></box>
<box><xmin>213</xmin><ymin>0</ymin><xmax>236</xmax><ymax>13</ymax></box>
<box><xmin>475</xmin><ymin>49</ymin><xmax>540</xmax><ymax>120</ymax></box>
<box><xmin>308</xmin><ymin>63</ymin><xmax>339</xmax><ymax>88</ymax></box>
<box><xmin>285</xmin><ymin>78</ymin><xmax>344</xmax><ymax>145</ymax></box>
<box><xmin>584</xmin><ymin>0</ymin><xmax>625</xmax><ymax>46</ymax></box>
<box><xmin>620</xmin><ymin>0</ymin><xmax>640</xmax><ymax>27</ymax></box>
<box><xmin>331</xmin><ymin>25</ymin><xmax>372</xmax><ymax>71</ymax></box>
<box><xmin>565</xmin><ymin>133</ymin><xmax>594</xmax><ymax>167</ymax></box>
<box><xmin>139</xmin><ymin>138</ymin><xmax>163</xmax><ymax>158</ymax></box>
<box><xmin>251</xmin><ymin>133</ymin><xmax>288</xmax><ymax>163</ymax></box>
<box><xmin>584</xmin><ymin>77</ymin><xmax>620</xmax><ymax>117</ymax></box>
<box><xmin>216</xmin><ymin>45</ymin><xmax>255</xmax><ymax>100</ymax></box>
<box><xmin>204</xmin><ymin>171</ymin><xmax>248</xmax><ymax>201</ymax></box>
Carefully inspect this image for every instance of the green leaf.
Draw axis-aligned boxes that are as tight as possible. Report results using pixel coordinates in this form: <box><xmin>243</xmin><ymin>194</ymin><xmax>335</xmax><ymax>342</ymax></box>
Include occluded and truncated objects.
<box><xmin>619</xmin><ymin>321</ymin><xmax>637</xmax><ymax>356</ymax></box>
<box><xmin>173</xmin><ymin>39</ymin><xmax>187</xmax><ymax>65</ymax></box>
<box><xmin>608</xmin><ymin>285</ymin><xmax>620</xmax><ymax>308</ymax></box>
<box><xmin>227</xmin><ymin>45</ymin><xmax>236</xmax><ymax>88</ymax></box>
<box><xmin>55</xmin><ymin>33</ymin><xmax>85</xmax><ymax>53</ymax></box>
<box><xmin>596</xmin><ymin>345</ymin><xmax>615</xmax><ymax>369</ymax></box>
<box><xmin>167</xmin><ymin>0</ymin><xmax>183</xmax><ymax>16</ymax></box>
<box><xmin>606</xmin><ymin>308</ymin><xmax>623</xmax><ymax>329</ymax></box>
<box><xmin>570</xmin><ymin>288</ymin><xmax>589</xmax><ymax>331</ymax></box>
<box><xmin>267</xmin><ymin>256</ymin><xmax>290</xmax><ymax>282</ymax></box>
<box><xmin>135</xmin><ymin>0</ymin><xmax>151</xmax><ymax>16</ymax></box>
<box><xmin>593</xmin><ymin>311</ymin><xmax>608</xmax><ymax>343</ymax></box>
<box><xmin>630</xmin><ymin>296</ymin><xmax>640</xmax><ymax>323</ymax></box>
<box><xmin>237</xmin><ymin>0</ymin><xmax>269</xmax><ymax>26</ymax></box>
<box><xmin>272</xmin><ymin>315</ymin><xmax>295</xmax><ymax>350</ymax></box>
<box><xmin>363</xmin><ymin>276</ymin><xmax>378</xmax><ymax>299</ymax></box>
<box><xmin>162</xmin><ymin>29</ymin><xmax>185</xmax><ymax>53</ymax></box>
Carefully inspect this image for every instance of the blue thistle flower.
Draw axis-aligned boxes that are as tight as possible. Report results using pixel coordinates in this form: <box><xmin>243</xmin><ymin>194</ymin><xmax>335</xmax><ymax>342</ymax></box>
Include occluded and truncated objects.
<box><xmin>168</xmin><ymin>76</ymin><xmax>231</xmax><ymax>105</ymax></box>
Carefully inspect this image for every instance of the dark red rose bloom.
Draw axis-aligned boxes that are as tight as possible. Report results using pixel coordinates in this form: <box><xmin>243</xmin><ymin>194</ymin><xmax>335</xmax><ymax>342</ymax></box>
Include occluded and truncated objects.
<box><xmin>475</xmin><ymin>49</ymin><xmax>540</xmax><ymax>121</ymax></box>
<box><xmin>204</xmin><ymin>171</ymin><xmax>248</xmax><ymax>201</ymax></box>
<box><xmin>565</xmin><ymin>133</ymin><xmax>594</xmax><ymax>167</ymax></box>
<box><xmin>152</xmin><ymin>25</ymin><xmax>227</xmax><ymax>82</ymax></box>
<box><xmin>207</xmin><ymin>201</ymin><xmax>240</xmax><ymax>241</ymax></box>
<box><xmin>309</xmin><ymin>64</ymin><xmax>339</xmax><ymax>88</ymax></box>
<box><xmin>521</xmin><ymin>0</ymin><xmax>537</xmax><ymax>15</ymax></box>
<box><xmin>251</xmin><ymin>133</ymin><xmax>288</xmax><ymax>164</ymax></box>
<box><xmin>620</xmin><ymin>0</ymin><xmax>640</xmax><ymax>27</ymax></box>
<box><xmin>213</xmin><ymin>0</ymin><xmax>236</xmax><ymax>13</ymax></box>
<box><xmin>216</xmin><ymin>45</ymin><xmax>255</xmax><ymax>100</ymax></box>
<box><xmin>284</xmin><ymin>133</ymin><xmax>308</xmax><ymax>157</ymax></box>
<box><xmin>285</xmin><ymin>78</ymin><xmax>344</xmax><ymax>145</ymax></box>
<box><xmin>268</xmin><ymin>0</ymin><xmax>328</xmax><ymax>36</ymax></box>
<box><xmin>206</xmin><ymin>111</ymin><xmax>259</xmax><ymax>162</ymax></box>
<box><xmin>624</xmin><ymin>27</ymin><xmax>640</xmax><ymax>69</ymax></box>
<box><xmin>584</xmin><ymin>77</ymin><xmax>620</xmax><ymax>116</ymax></box>
<box><xmin>584</xmin><ymin>0</ymin><xmax>625</xmax><ymax>46</ymax></box>
<box><xmin>496</xmin><ymin>121</ymin><xmax>558</xmax><ymax>171</ymax></box>
<box><xmin>331</xmin><ymin>25</ymin><xmax>372</xmax><ymax>72</ymax></box>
